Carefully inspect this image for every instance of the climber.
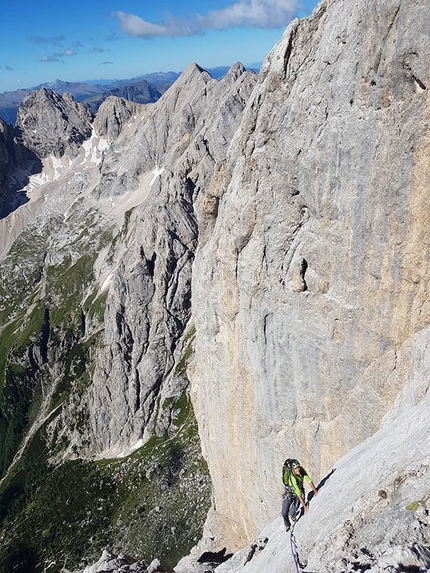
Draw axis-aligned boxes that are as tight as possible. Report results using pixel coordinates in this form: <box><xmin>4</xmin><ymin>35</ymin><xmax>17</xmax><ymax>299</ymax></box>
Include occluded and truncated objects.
<box><xmin>281</xmin><ymin>458</ymin><xmax>318</xmax><ymax>532</ymax></box>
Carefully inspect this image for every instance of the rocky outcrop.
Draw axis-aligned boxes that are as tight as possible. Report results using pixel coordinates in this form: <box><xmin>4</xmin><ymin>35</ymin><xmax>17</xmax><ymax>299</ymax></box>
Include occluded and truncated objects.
<box><xmin>16</xmin><ymin>88</ymin><xmax>93</xmax><ymax>158</ymax></box>
<box><xmin>93</xmin><ymin>96</ymin><xmax>143</xmax><ymax>141</ymax></box>
<box><xmin>84</xmin><ymin>79</ymin><xmax>162</xmax><ymax>115</ymax></box>
<box><xmin>199</xmin><ymin>395</ymin><xmax>430</xmax><ymax>573</ymax></box>
<box><xmin>0</xmin><ymin>119</ymin><xmax>11</xmax><ymax>212</ymax></box>
<box><xmin>190</xmin><ymin>0</ymin><xmax>430</xmax><ymax>548</ymax></box>
<box><xmin>81</xmin><ymin>549</ymin><xmax>156</xmax><ymax>573</ymax></box>
<box><xmin>0</xmin><ymin>117</ymin><xmax>42</xmax><ymax>218</ymax></box>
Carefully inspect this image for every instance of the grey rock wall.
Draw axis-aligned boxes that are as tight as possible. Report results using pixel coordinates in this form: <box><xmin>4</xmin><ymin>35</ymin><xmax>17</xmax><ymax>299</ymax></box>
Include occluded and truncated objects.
<box><xmin>16</xmin><ymin>88</ymin><xmax>93</xmax><ymax>158</ymax></box>
<box><xmin>78</xmin><ymin>63</ymin><xmax>257</xmax><ymax>456</ymax></box>
<box><xmin>93</xmin><ymin>96</ymin><xmax>143</xmax><ymax>141</ymax></box>
<box><xmin>24</xmin><ymin>63</ymin><xmax>257</xmax><ymax>458</ymax></box>
<box><xmin>190</xmin><ymin>0</ymin><xmax>430</xmax><ymax>547</ymax></box>
<box><xmin>205</xmin><ymin>395</ymin><xmax>430</xmax><ymax>573</ymax></box>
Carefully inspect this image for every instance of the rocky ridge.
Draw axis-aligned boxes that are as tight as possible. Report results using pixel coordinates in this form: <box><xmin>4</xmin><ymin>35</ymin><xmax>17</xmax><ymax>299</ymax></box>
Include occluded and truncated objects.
<box><xmin>0</xmin><ymin>62</ymin><xmax>257</xmax><ymax>570</ymax></box>
<box><xmin>0</xmin><ymin>0</ymin><xmax>429</xmax><ymax>571</ymax></box>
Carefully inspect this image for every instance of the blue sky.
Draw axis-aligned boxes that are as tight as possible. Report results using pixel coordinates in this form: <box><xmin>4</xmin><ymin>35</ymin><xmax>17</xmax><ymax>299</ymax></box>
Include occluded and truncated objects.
<box><xmin>0</xmin><ymin>0</ymin><xmax>320</xmax><ymax>93</ymax></box>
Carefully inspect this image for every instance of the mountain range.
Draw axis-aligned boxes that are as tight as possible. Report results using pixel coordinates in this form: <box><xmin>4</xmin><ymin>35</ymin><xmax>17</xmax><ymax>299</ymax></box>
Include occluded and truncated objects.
<box><xmin>0</xmin><ymin>1</ymin><xmax>429</xmax><ymax>573</ymax></box>
<box><xmin>0</xmin><ymin>66</ymin><xmax>261</xmax><ymax>126</ymax></box>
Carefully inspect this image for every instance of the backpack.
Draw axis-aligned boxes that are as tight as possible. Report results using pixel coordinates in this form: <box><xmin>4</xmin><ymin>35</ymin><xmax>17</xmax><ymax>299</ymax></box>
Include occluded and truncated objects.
<box><xmin>282</xmin><ymin>458</ymin><xmax>300</xmax><ymax>487</ymax></box>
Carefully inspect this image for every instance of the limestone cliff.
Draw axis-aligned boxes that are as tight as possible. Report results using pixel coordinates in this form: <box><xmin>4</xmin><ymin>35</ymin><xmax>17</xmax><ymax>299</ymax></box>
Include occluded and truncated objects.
<box><xmin>0</xmin><ymin>117</ymin><xmax>42</xmax><ymax>217</ymax></box>
<box><xmin>194</xmin><ymin>395</ymin><xmax>430</xmax><ymax>573</ymax></box>
<box><xmin>0</xmin><ymin>0</ymin><xmax>429</xmax><ymax>570</ymax></box>
<box><xmin>190</xmin><ymin>0</ymin><xmax>430</xmax><ymax>547</ymax></box>
<box><xmin>16</xmin><ymin>88</ymin><xmax>93</xmax><ymax>158</ymax></box>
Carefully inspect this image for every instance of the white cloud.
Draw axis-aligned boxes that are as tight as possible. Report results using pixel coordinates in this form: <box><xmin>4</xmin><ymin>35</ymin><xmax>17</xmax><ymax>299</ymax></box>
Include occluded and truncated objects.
<box><xmin>41</xmin><ymin>55</ymin><xmax>60</xmax><ymax>62</ymax></box>
<box><xmin>41</xmin><ymin>49</ymin><xmax>77</xmax><ymax>62</ymax></box>
<box><xmin>197</xmin><ymin>0</ymin><xmax>302</xmax><ymax>29</ymax></box>
<box><xmin>115</xmin><ymin>11</ymin><xmax>169</xmax><ymax>37</ymax></box>
<box><xmin>114</xmin><ymin>0</ymin><xmax>302</xmax><ymax>38</ymax></box>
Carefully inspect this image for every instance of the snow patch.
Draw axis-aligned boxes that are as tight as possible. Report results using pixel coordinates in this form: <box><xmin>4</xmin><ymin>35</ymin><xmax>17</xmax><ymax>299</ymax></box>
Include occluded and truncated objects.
<box><xmin>82</xmin><ymin>130</ymin><xmax>109</xmax><ymax>166</ymax></box>
<box><xmin>118</xmin><ymin>439</ymin><xmax>144</xmax><ymax>459</ymax></box>
<box><xmin>101</xmin><ymin>268</ymin><xmax>117</xmax><ymax>292</ymax></box>
<box><xmin>150</xmin><ymin>166</ymin><xmax>164</xmax><ymax>186</ymax></box>
<box><xmin>31</xmin><ymin>172</ymin><xmax>50</xmax><ymax>186</ymax></box>
<box><xmin>64</xmin><ymin>197</ymin><xmax>81</xmax><ymax>221</ymax></box>
<box><xmin>51</xmin><ymin>156</ymin><xmax>63</xmax><ymax>180</ymax></box>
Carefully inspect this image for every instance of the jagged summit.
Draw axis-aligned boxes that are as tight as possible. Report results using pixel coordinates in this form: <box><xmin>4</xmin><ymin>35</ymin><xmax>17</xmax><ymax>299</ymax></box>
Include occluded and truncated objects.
<box><xmin>222</xmin><ymin>62</ymin><xmax>247</xmax><ymax>83</ymax></box>
<box><xmin>177</xmin><ymin>62</ymin><xmax>213</xmax><ymax>84</ymax></box>
<box><xmin>16</xmin><ymin>87</ymin><xmax>93</xmax><ymax>158</ymax></box>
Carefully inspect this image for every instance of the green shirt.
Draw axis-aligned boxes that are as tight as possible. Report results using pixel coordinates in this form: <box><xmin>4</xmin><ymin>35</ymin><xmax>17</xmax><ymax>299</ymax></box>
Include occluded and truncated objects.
<box><xmin>284</xmin><ymin>470</ymin><xmax>311</xmax><ymax>497</ymax></box>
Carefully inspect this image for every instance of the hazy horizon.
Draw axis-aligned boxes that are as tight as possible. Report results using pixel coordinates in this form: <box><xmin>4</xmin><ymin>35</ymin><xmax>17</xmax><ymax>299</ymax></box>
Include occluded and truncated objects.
<box><xmin>0</xmin><ymin>0</ymin><xmax>319</xmax><ymax>92</ymax></box>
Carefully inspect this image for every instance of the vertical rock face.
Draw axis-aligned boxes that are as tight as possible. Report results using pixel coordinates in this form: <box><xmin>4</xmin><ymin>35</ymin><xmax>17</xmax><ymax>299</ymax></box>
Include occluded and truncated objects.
<box><xmin>0</xmin><ymin>120</ymin><xmax>12</xmax><ymax>212</ymax></box>
<box><xmin>0</xmin><ymin>118</ymin><xmax>42</xmax><ymax>218</ymax></box>
<box><xmin>76</xmin><ymin>63</ymin><xmax>257</xmax><ymax>457</ymax></box>
<box><xmin>209</xmin><ymin>395</ymin><xmax>430</xmax><ymax>573</ymax></box>
<box><xmin>16</xmin><ymin>88</ymin><xmax>93</xmax><ymax>158</ymax></box>
<box><xmin>191</xmin><ymin>0</ymin><xmax>430</xmax><ymax>546</ymax></box>
<box><xmin>93</xmin><ymin>96</ymin><xmax>142</xmax><ymax>141</ymax></box>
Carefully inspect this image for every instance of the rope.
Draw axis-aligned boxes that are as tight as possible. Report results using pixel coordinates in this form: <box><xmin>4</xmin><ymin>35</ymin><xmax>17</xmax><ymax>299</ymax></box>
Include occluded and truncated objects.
<box><xmin>289</xmin><ymin>520</ymin><xmax>302</xmax><ymax>573</ymax></box>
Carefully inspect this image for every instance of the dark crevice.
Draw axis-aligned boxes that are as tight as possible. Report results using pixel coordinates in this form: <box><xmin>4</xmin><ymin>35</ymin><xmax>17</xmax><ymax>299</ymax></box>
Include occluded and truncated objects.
<box><xmin>412</xmin><ymin>75</ymin><xmax>427</xmax><ymax>90</ymax></box>
<box><xmin>40</xmin><ymin>308</ymin><xmax>50</xmax><ymax>364</ymax></box>
<box><xmin>80</xmin><ymin>311</ymin><xmax>86</xmax><ymax>338</ymax></box>
<box><xmin>147</xmin><ymin>253</ymin><xmax>157</xmax><ymax>277</ymax></box>
<box><xmin>134</xmin><ymin>370</ymin><xmax>141</xmax><ymax>413</ymax></box>
<box><xmin>283</xmin><ymin>27</ymin><xmax>296</xmax><ymax>78</ymax></box>
<box><xmin>115</xmin><ymin>306</ymin><xmax>134</xmax><ymax>372</ymax></box>
<box><xmin>115</xmin><ymin>308</ymin><xmax>125</xmax><ymax>337</ymax></box>
<box><xmin>300</xmin><ymin>258</ymin><xmax>308</xmax><ymax>291</ymax></box>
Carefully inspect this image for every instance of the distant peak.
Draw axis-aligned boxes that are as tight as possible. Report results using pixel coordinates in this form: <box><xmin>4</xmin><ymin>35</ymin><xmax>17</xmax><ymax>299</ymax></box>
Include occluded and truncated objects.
<box><xmin>34</xmin><ymin>87</ymin><xmax>62</xmax><ymax>103</ymax></box>
<box><xmin>179</xmin><ymin>63</ymin><xmax>212</xmax><ymax>84</ymax></box>
<box><xmin>223</xmin><ymin>62</ymin><xmax>246</xmax><ymax>82</ymax></box>
<box><xmin>185</xmin><ymin>62</ymin><xmax>205</xmax><ymax>74</ymax></box>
